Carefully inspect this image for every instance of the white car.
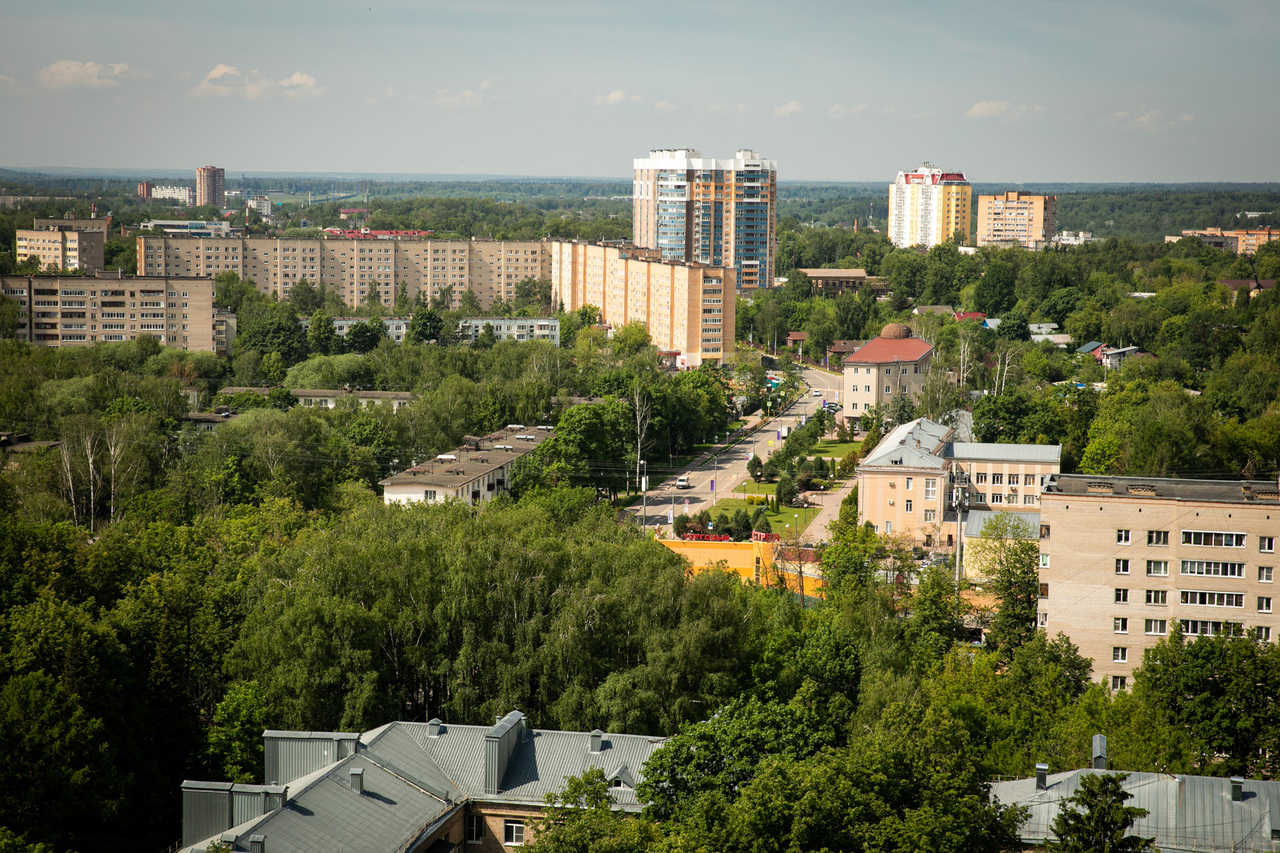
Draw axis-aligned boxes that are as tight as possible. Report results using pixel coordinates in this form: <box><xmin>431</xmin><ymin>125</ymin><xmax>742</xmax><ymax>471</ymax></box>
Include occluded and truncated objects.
<box><xmin>812</xmin><ymin>389</ymin><xmax>822</xmax><ymax>397</ymax></box>
<box><xmin>675</xmin><ymin>476</ymin><xmax>691</xmax><ymax>489</ymax></box>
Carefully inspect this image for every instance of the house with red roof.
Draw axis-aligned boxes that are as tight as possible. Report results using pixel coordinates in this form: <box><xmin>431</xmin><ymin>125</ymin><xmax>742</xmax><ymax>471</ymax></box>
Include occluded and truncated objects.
<box><xmin>841</xmin><ymin>323</ymin><xmax>934</xmax><ymax>422</ymax></box>
<box><xmin>952</xmin><ymin>311</ymin><xmax>987</xmax><ymax>323</ymax></box>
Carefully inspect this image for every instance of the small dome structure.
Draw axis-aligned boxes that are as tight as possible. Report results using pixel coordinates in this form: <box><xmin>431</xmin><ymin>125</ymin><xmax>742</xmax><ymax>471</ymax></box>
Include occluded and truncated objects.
<box><xmin>880</xmin><ymin>323</ymin><xmax>912</xmax><ymax>340</ymax></box>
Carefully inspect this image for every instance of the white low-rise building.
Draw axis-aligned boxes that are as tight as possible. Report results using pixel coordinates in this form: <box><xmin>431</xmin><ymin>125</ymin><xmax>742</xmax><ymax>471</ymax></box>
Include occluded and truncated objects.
<box><xmin>380</xmin><ymin>426</ymin><xmax>554</xmax><ymax>506</ymax></box>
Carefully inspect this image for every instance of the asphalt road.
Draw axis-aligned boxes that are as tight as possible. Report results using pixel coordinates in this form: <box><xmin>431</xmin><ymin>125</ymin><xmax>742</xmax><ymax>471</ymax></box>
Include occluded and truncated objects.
<box><xmin>634</xmin><ymin>367</ymin><xmax>841</xmax><ymax>531</ymax></box>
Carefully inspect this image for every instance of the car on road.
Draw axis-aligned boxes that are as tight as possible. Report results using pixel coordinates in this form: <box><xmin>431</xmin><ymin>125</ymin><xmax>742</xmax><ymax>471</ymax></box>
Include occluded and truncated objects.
<box><xmin>675</xmin><ymin>476</ymin><xmax>691</xmax><ymax>489</ymax></box>
<box><xmin>812</xmin><ymin>389</ymin><xmax>822</xmax><ymax>396</ymax></box>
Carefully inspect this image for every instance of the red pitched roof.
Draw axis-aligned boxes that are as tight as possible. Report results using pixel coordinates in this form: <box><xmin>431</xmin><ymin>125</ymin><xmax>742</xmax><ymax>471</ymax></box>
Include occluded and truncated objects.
<box><xmin>842</xmin><ymin>336</ymin><xmax>934</xmax><ymax>365</ymax></box>
<box><xmin>953</xmin><ymin>311</ymin><xmax>986</xmax><ymax>322</ymax></box>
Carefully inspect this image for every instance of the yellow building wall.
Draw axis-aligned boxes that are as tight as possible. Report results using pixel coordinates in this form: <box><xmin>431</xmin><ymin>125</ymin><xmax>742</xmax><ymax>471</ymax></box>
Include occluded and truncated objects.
<box><xmin>659</xmin><ymin>540</ymin><xmax>826</xmax><ymax>597</ymax></box>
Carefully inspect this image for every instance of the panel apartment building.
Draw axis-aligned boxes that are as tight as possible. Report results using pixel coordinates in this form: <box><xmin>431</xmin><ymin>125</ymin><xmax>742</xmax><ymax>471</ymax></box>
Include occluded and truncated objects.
<box><xmin>976</xmin><ymin>191</ymin><xmax>1058</xmax><ymax>248</ymax></box>
<box><xmin>1</xmin><ymin>272</ymin><xmax>218</xmax><ymax>351</ymax></box>
<box><xmin>135</xmin><ymin>235</ymin><xmax>549</xmax><ymax>311</ymax></box>
<box><xmin>888</xmin><ymin>165</ymin><xmax>972</xmax><ymax>248</ymax></box>
<box><xmin>548</xmin><ymin>240</ymin><xmax>734</xmax><ymax>367</ymax></box>
<box><xmin>16</xmin><ymin>220</ymin><xmax>107</xmax><ymax>273</ymax></box>
<box><xmin>633</xmin><ymin>148</ymin><xmax>777</xmax><ymax>289</ymax></box>
<box><xmin>1038</xmin><ymin>474</ymin><xmax>1280</xmax><ymax>689</ymax></box>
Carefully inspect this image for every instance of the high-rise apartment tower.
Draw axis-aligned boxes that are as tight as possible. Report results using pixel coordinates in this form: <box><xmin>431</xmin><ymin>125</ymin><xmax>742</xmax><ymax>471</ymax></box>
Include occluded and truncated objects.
<box><xmin>195</xmin><ymin>166</ymin><xmax>225</xmax><ymax>208</ymax></box>
<box><xmin>633</xmin><ymin>149</ymin><xmax>776</xmax><ymax>289</ymax></box>
<box><xmin>888</xmin><ymin>165</ymin><xmax>971</xmax><ymax>248</ymax></box>
<box><xmin>977</xmin><ymin>191</ymin><xmax>1057</xmax><ymax>248</ymax></box>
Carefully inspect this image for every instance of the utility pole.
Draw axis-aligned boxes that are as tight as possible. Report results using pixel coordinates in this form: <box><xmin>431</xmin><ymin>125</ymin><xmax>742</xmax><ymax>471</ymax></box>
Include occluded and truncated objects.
<box><xmin>640</xmin><ymin>460</ymin><xmax>647</xmax><ymax>531</ymax></box>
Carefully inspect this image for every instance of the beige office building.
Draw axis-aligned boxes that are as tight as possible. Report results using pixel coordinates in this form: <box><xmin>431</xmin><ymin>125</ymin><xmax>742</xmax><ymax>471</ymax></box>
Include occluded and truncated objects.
<box><xmin>841</xmin><ymin>324</ymin><xmax>933</xmax><ymax>420</ymax></box>
<box><xmin>856</xmin><ymin>417</ymin><xmax>1061</xmax><ymax>549</ymax></box>
<box><xmin>976</xmin><ymin>192</ymin><xmax>1057</xmax><ymax>248</ymax></box>
<box><xmin>1</xmin><ymin>272</ymin><xmax>216</xmax><ymax>351</ymax></box>
<box><xmin>1038</xmin><ymin>474</ymin><xmax>1280</xmax><ymax>689</ymax></box>
<box><xmin>196</xmin><ymin>166</ymin><xmax>225</xmax><ymax>208</ymax></box>
<box><xmin>136</xmin><ymin>235</ymin><xmax>549</xmax><ymax>311</ymax></box>
<box><xmin>548</xmin><ymin>240</ymin><xmax>734</xmax><ymax>367</ymax></box>
<box><xmin>16</xmin><ymin>224</ymin><xmax>105</xmax><ymax>273</ymax></box>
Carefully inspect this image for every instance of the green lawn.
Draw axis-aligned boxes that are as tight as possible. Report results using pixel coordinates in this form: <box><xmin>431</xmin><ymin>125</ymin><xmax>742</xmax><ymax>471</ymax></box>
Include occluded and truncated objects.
<box><xmin>702</xmin><ymin>497</ymin><xmax>822</xmax><ymax>535</ymax></box>
<box><xmin>813</xmin><ymin>439</ymin><xmax>862</xmax><ymax>459</ymax></box>
<box><xmin>734</xmin><ymin>480</ymin><xmax>775</xmax><ymax>495</ymax></box>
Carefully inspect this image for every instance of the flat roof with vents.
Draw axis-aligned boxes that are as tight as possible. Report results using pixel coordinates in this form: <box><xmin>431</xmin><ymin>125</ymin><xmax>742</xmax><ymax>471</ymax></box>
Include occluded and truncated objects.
<box><xmin>1046</xmin><ymin>474</ymin><xmax>1279</xmax><ymax>504</ymax></box>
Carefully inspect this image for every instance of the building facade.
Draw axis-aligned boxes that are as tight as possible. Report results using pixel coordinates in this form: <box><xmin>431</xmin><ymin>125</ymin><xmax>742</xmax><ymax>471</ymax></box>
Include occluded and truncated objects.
<box><xmin>841</xmin><ymin>323</ymin><xmax>934</xmax><ymax>419</ymax></box>
<box><xmin>633</xmin><ymin>148</ymin><xmax>777</xmax><ymax>289</ymax></box>
<box><xmin>856</xmin><ymin>417</ymin><xmax>1061</xmax><ymax>549</ymax></box>
<box><xmin>976</xmin><ymin>191</ymin><xmax>1057</xmax><ymax>248</ymax></box>
<box><xmin>381</xmin><ymin>425</ymin><xmax>555</xmax><ymax>507</ymax></box>
<box><xmin>548</xmin><ymin>240</ymin><xmax>734</xmax><ymax>367</ymax></box>
<box><xmin>195</xmin><ymin>166</ymin><xmax>225</xmax><ymax>208</ymax></box>
<box><xmin>888</xmin><ymin>165</ymin><xmax>972</xmax><ymax>248</ymax></box>
<box><xmin>457</xmin><ymin>317</ymin><xmax>560</xmax><ymax>346</ymax></box>
<box><xmin>135</xmin><ymin>235</ymin><xmax>549</xmax><ymax>311</ymax></box>
<box><xmin>149</xmin><ymin>185</ymin><xmax>196</xmax><ymax>206</ymax></box>
<box><xmin>1</xmin><ymin>272</ymin><xmax>217</xmax><ymax>350</ymax></box>
<box><xmin>1168</xmin><ymin>227</ymin><xmax>1280</xmax><ymax>255</ymax></box>
<box><xmin>1038</xmin><ymin>474</ymin><xmax>1280</xmax><ymax>688</ymax></box>
<box><xmin>16</xmin><ymin>224</ymin><xmax>105</xmax><ymax>273</ymax></box>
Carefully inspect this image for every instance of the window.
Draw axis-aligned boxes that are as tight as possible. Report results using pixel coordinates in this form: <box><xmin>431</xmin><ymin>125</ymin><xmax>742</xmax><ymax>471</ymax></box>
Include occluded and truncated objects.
<box><xmin>1114</xmin><ymin>617</ymin><xmax>1128</xmax><ymax>633</ymax></box>
<box><xmin>904</xmin><ymin>499</ymin><xmax>913</xmax><ymax>513</ymax></box>
<box><xmin>1258</xmin><ymin>627</ymin><xmax>1273</xmax><ymax>642</ymax></box>
<box><xmin>975</xmin><ymin>473</ymin><xmax>988</xmax><ymax>484</ymax></box>
<box><xmin>923</xmin><ymin>509</ymin><xmax>936</xmax><ymax>522</ymax></box>
<box><xmin>1113</xmin><ymin>647</ymin><xmax>1127</xmax><ymax>663</ymax></box>
<box><xmin>1263</xmin><ymin>536</ymin><xmax>1276</xmax><ymax>553</ymax></box>
<box><xmin>1039</xmin><ymin>582</ymin><xmax>1049</xmax><ymax>598</ymax></box>
<box><xmin>467</xmin><ymin>816</ymin><xmax>485</xmax><ymax>844</ymax></box>
<box><xmin>925</xmin><ymin>479</ymin><xmax>937</xmax><ymax>500</ymax></box>
<box><xmin>1041</xmin><ymin>524</ymin><xmax>1051</xmax><ymax>539</ymax></box>
<box><xmin>1038</xmin><ymin>612</ymin><xmax>1048</xmax><ymax>628</ymax></box>
<box><xmin>991</xmin><ymin>493</ymin><xmax>1004</xmax><ymax>504</ymax></box>
<box><xmin>885</xmin><ymin>520</ymin><xmax>892</xmax><ymax>534</ymax></box>
<box><xmin>1147</xmin><ymin>530</ymin><xmax>1169</xmax><ymax>546</ymax></box>
<box><xmin>1116</xmin><ymin>529</ymin><xmax>1131</xmax><ymax>545</ymax></box>
<box><xmin>1009</xmin><ymin>474</ymin><xmax>1020</xmax><ymax>485</ymax></box>
<box><xmin>1181</xmin><ymin>560</ymin><xmax>1245</xmax><ymax>577</ymax></box>
<box><xmin>504</xmin><ymin>820</ymin><xmax>525</xmax><ymax>846</ymax></box>
<box><xmin>424</xmin><ymin>489</ymin><xmax>437</xmax><ymax>501</ymax></box>
<box><xmin>1111</xmin><ymin>675</ymin><xmax>1128</xmax><ymax>691</ymax></box>
<box><xmin>1260</xmin><ymin>597</ymin><xmax>1273</xmax><ymax>613</ymax></box>
<box><xmin>1146</xmin><ymin>560</ymin><xmax>1168</xmax><ymax>576</ymax></box>
<box><xmin>884</xmin><ymin>385</ymin><xmax>891</xmax><ymax>394</ymax></box>
<box><xmin>1039</xmin><ymin>554</ymin><xmax>1050</xmax><ymax>569</ymax></box>
<box><xmin>1181</xmin><ymin>530</ymin><xmax>1246</xmax><ymax>547</ymax></box>
<box><xmin>1146</xmin><ymin>589</ymin><xmax>1168</xmax><ymax>605</ymax></box>
<box><xmin>905</xmin><ymin>477</ymin><xmax>913</xmax><ymax>491</ymax></box>
<box><xmin>1115</xmin><ymin>559</ymin><xmax>1130</xmax><ymax>575</ymax></box>
<box><xmin>1145</xmin><ymin>619</ymin><xmax>1167</xmax><ymax>635</ymax></box>
<box><xmin>992</xmin><ymin>473</ymin><xmax>1004</xmax><ymax>486</ymax></box>
<box><xmin>1261</xmin><ymin>567</ymin><xmax>1274</xmax><ymax>583</ymax></box>
<box><xmin>1115</xmin><ymin>588</ymin><xmax>1128</xmax><ymax>603</ymax></box>
<box><xmin>1179</xmin><ymin>590</ymin><xmax>1244</xmax><ymax>608</ymax></box>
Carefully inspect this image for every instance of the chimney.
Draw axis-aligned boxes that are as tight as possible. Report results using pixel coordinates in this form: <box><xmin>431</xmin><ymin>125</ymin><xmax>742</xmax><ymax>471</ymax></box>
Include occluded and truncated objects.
<box><xmin>589</xmin><ymin>729</ymin><xmax>603</xmax><ymax>753</ymax></box>
<box><xmin>427</xmin><ymin>718</ymin><xmax>443</xmax><ymax>737</ymax></box>
<box><xmin>248</xmin><ymin>836</ymin><xmax>265</xmax><ymax>853</ymax></box>
<box><xmin>350</xmin><ymin>768</ymin><xmax>364</xmax><ymax>795</ymax></box>
<box><xmin>1231</xmin><ymin>776</ymin><xmax>1244</xmax><ymax>802</ymax></box>
<box><xmin>1035</xmin><ymin>763</ymin><xmax>1049</xmax><ymax>791</ymax></box>
<box><xmin>1092</xmin><ymin>734</ymin><xmax>1107</xmax><ymax>770</ymax></box>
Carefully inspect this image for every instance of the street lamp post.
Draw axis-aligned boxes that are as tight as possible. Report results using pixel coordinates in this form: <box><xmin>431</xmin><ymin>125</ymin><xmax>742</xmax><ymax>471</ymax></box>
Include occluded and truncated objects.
<box><xmin>640</xmin><ymin>459</ymin><xmax>647</xmax><ymax>531</ymax></box>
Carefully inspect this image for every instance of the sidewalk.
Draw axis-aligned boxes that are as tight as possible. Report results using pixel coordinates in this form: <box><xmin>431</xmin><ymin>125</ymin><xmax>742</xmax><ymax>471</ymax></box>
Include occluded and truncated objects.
<box><xmin>799</xmin><ymin>476</ymin><xmax>854</xmax><ymax>546</ymax></box>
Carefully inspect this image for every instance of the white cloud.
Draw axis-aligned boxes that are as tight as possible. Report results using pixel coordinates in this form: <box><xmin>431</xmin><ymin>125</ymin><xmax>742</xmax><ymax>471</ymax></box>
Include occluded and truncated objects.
<box><xmin>595</xmin><ymin>89</ymin><xmax>641</xmax><ymax>106</ymax></box>
<box><xmin>774</xmin><ymin>100</ymin><xmax>802</xmax><ymax>118</ymax></box>
<box><xmin>0</xmin><ymin>74</ymin><xmax>17</xmax><ymax>90</ymax></box>
<box><xmin>192</xmin><ymin>64</ymin><xmax>326</xmax><ymax>100</ymax></box>
<box><xmin>965</xmin><ymin>100</ymin><xmax>1046</xmax><ymax>120</ymax></box>
<box><xmin>828</xmin><ymin>103</ymin><xmax>867</xmax><ymax>119</ymax></box>
<box><xmin>435</xmin><ymin>77</ymin><xmax>503</xmax><ymax>111</ymax></box>
<box><xmin>38</xmin><ymin>60</ymin><xmax>142</xmax><ymax>90</ymax></box>
<box><xmin>654</xmin><ymin>99</ymin><xmax>678</xmax><ymax>111</ymax></box>
<box><xmin>1115</xmin><ymin>106</ymin><xmax>1194</xmax><ymax>133</ymax></box>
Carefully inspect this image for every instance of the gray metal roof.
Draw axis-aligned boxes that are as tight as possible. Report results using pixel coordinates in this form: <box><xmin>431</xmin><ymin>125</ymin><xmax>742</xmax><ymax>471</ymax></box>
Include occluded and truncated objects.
<box><xmin>963</xmin><ymin>509</ymin><xmax>1040</xmax><ymax>537</ymax></box>
<box><xmin>191</xmin><ymin>752</ymin><xmax>456</xmax><ymax>853</ymax></box>
<box><xmin>992</xmin><ymin>768</ymin><xmax>1280</xmax><ymax>852</ymax></box>
<box><xmin>948</xmin><ymin>442</ymin><xmax>1062</xmax><ymax>464</ymax></box>
<box><xmin>859</xmin><ymin>418</ymin><xmax>951</xmax><ymax>469</ymax></box>
<box><xmin>1046</xmin><ymin>474</ymin><xmax>1279</xmax><ymax>505</ymax></box>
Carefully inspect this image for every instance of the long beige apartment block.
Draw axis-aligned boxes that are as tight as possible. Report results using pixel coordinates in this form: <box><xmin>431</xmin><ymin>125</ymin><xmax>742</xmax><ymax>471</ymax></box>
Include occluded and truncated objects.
<box><xmin>1</xmin><ymin>272</ymin><xmax>216</xmax><ymax>351</ymax></box>
<box><xmin>136</xmin><ymin>235</ymin><xmax>549</xmax><ymax>311</ymax></box>
<box><xmin>548</xmin><ymin>240</ymin><xmax>734</xmax><ymax>367</ymax></box>
<box><xmin>1038</xmin><ymin>474</ymin><xmax>1280</xmax><ymax>689</ymax></box>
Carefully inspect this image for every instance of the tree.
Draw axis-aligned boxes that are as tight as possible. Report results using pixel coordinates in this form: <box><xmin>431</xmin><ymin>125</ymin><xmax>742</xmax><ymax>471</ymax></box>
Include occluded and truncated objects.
<box><xmin>345</xmin><ymin>318</ymin><xmax>387</xmax><ymax>354</ymax></box>
<box><xmin>969</xmin><ymin>513</ymin><xmax>1040</xmax><ymax>659</ymax></box>
<box><xmin>529</xmin><ymin>768</ymin><xmax>657</xmax><ymax>853</ymax></box>
<box><xmin>406</xmin><ymin>308</ymin><xmax>444</xmax><ymax>344</ymax></box>
<box><xmin>1048</xmin><ymin>772</ymin><xmax>1155</xmax><ymax>853</ymax></box>
<box><xmin>307</xmin><ymin>309</ymin><xmax>339</xmax><ymax>356</ymax></box>
<box><xmin>747</xmin><ymin>454</ymin><xmax>763</xmax><ymax>483</ymax></box>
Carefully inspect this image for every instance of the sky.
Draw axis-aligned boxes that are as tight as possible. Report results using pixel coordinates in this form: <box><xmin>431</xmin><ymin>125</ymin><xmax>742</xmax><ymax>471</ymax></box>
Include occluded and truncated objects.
<box><xmin>1</xmin><ymin>0</ymin><xmax>1277</xmax><ymax>183</ymax></box>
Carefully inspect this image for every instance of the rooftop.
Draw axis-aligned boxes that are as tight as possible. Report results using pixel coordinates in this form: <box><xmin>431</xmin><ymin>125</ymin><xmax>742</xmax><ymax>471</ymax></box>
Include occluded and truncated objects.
<box><xmin>380</xmin><ymin>426</ymin><xmax>554</xmax><ymax>491</ymax></box>
<box><xmin>1044</xmin><ymin>474</ymin><xmax>1280</xmax><ymax>505</ymax></box>
<box><xmin>841</xmin><ymin>334</ymin><xmax>933</xmax><ymax>365</ymax></box>
<box><xmin>964</xmin><ymin>509</ymin><xmax>1041</xmax><ymax>537</ymax></box>
<box><xmin>950</xmin><ymin>442</ymin><xmax>1062</xmax><ymax>464</ymax></box>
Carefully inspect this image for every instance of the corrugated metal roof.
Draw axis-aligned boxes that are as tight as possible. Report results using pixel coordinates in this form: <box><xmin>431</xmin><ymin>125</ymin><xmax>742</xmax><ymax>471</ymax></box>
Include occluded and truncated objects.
<box><xmin>949</xmin><ymin>442</ymin><xmax>1061</xmax><ymax>463</ymax></box>
<box><xmin>860</xmin><ymin>418</ymin><xmax>950</xmax><ymax>469</ymax></box>
<box><xmin>992</xmin><ymin>769</ymin><xmax>1280</xmax><ymax>852</ymax></box>
<box><xmin>963</xmin><ymin>509</ymin><xmax>1040</xmax><ymax>537</ymax></box>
